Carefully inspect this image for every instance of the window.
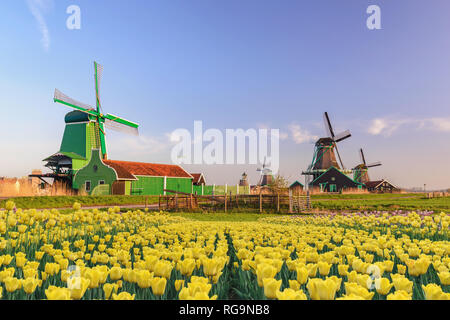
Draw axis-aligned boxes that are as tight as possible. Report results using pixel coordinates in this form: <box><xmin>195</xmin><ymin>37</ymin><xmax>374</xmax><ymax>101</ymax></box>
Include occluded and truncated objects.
<box><xmin>85</xmin><ymin>181</ymin><xmax>91</xmax><ymax>192</ymax></box>
<box><xmin>99</xmin><ymin>180</ymin><xmax>105</xmax><ymax>185</ymax></box>
<box><xmin>329</xmin><ymin>184</ymin><xmax>337</xmax><ymax>192</ymax></box>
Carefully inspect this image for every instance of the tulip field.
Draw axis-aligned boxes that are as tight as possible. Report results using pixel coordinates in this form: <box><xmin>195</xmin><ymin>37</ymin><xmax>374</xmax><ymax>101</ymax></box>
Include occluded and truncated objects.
<box><xmin>0</xmin><ymin>200</ymin><xmax>449</xmax><ymax>300</ymax></box>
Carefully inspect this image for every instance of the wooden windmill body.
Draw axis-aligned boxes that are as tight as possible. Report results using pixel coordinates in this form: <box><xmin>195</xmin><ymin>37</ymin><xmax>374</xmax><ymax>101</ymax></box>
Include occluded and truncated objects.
<box><xmin>352</xmin><ymin>148</ymin><xmax>382</xmax><ymax>184</ymax></box>
<box><xmin>43</xmin><ymin>62</ymin><xmax>139</xmax><ymax>181</ymax></box>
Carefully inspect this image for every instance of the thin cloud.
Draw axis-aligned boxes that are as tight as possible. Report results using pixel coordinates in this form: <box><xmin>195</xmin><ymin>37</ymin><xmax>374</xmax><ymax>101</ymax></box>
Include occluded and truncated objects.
<box><xmin>109</xmin><ymin>134</ymin><xmax>173</xmax><ymax>159</ymax></box>
<box><xmin>288</xmin><ymin>124</ymin><xmax>318</xmax><ymax>144</ymax></box>
<box><xmin>368</xmin><ymin>116</ymin><xmax>450</xmax><ymax>136</ymax></box>
<box><xmin>27</xmin><ymin>0</ymin><xmax>53</xmax><ymax>51</ymax></box>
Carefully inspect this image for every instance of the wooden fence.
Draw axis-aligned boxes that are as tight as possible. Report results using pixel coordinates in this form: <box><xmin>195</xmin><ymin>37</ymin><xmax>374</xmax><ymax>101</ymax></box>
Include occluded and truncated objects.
<box><xmin>158</xmin><ymin>189</ymin><xmax>311</xmax><ymax>213</ymax></box>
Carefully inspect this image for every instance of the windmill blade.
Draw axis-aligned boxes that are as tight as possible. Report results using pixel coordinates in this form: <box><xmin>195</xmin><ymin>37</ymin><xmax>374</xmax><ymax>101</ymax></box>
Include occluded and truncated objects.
<box><xmin>94</xmin><ymin>62</ymin><xmax>104</xmax><ymax>111</ymax></box>
<box><xmin>334</xmin><ymin>130</ymin><xmax>351</xmax><ymax>143</ymax></box>
<box><xmin>323</xmin><ymin>112</ymin><xmax>335</xmax><ymax>138</ymax></box>
<box><xmin>334</xmin><ymin>143</ymin><xmax>345</xmax><ymax>170</ymax></box>
<box><xmin>360</xmin><ymin>148</ymin><xmax>367</xmax><ymax>165</ymax></box>
<box><xmin>54</xmin><ymin>89</ymin><xmax>97</xmax><ymax>116</ymax></box>
<box><xmin>105</xmin><ymin>118</ymin><xmax>139</xmax><ymax>136</ymax></box>
<box><xmin>367</xmin><ymin>161</ymin><xmax>382</xmax><ymax>168</ymax></box>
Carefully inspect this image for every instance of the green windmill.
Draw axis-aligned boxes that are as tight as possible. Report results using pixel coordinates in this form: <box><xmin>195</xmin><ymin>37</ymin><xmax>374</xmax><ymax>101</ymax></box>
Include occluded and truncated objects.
<box><xmin>43</xmin><ymin>62</ymin><xmax>139</xmax><ymax>182</ymax></box>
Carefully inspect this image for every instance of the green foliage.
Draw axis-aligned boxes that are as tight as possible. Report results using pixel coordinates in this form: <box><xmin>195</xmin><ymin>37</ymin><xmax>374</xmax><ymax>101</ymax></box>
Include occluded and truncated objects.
<box><xmin>0</xmin><ymin>195</ymin><xmax>160</xmax><ymax>210</ymax></box>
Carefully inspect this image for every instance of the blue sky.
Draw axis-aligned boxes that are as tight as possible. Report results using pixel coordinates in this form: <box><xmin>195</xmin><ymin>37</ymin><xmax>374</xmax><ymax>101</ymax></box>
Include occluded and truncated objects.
<box><xmin>0</xmin><ymin>0</ymin><xmax>449</xmax><ymax>189</ymax></box>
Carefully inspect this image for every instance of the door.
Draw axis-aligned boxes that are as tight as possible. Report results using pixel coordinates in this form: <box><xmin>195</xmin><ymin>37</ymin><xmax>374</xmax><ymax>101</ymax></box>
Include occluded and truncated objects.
<box><xmin>112</xmin><ymin>181</ymin><xmax>126</xmax><ymax>195</ymax></box>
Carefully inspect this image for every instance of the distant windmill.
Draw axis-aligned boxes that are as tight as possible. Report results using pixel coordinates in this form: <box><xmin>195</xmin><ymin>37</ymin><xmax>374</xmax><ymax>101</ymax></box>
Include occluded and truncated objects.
<box><xmin>53</xmin><ymin>61</ymin><xmax>139</xmax><ymax>160</ymax></box>
<box><xmin>257</xmin><ymin>157</ymin><xmax>273</xmax><ymax>186</ymax></box>
<box><xmin>307</xmin><ymin>112</ymin><xmax>351</xmax><ymax>172</ymax></box>
<box><xmin>302</xmin><ymin>112</ymin><xmax>353</xmax><ymax>190</ymax></box>
<box><xmin>353</xmin><ymin>148</ymin><xmax>382</xmax><ymax>184</ymax></box>
<box><xmin>239</xmin><ymin>172</ymin><xmax>249</xmax><ymax>187</ymax></box>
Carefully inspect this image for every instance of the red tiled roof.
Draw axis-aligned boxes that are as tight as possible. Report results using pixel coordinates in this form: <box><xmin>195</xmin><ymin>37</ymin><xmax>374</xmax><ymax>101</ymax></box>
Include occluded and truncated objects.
<box><xmin>104</xmin><ymin>160</ymin><xmax>192</xmax><ymax>179</ymax></box>
<box><xmin>103</xmin><ymin>161</ymin><xmax>137</xmax><ymax>180</ymax></box>
<box><xmin>190</xmin><ymin>173</ymin><xmax>205</xmax><ymax>185</ymax></box>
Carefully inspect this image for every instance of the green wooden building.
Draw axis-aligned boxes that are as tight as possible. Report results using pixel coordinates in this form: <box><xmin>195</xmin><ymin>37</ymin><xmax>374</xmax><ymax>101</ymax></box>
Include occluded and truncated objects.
<box><xmin>36</xmin><ymin>62</ymin><xmax>197</xmax><ymax>195</ymax></box>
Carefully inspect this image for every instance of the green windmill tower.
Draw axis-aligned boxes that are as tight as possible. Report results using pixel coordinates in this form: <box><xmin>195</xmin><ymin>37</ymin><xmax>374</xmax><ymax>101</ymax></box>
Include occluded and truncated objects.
<box><xmin>43</xmin><ymin>62</ymin><xmax>139</xmax><ymax>186</ymax></box>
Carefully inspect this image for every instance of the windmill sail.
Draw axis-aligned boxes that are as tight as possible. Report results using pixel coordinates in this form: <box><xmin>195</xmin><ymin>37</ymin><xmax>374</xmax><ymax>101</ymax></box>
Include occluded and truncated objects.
<box><xmin>334</xmin><ymin>130</ymin><xmax>351</xmax><ymax>142</ymax></box>
<box><xmin>367</xmin><ymin>161</ymin><xmax>382</xmax><ymax>168</ymax></box>
<box><xmin>94</xmin><ymin>62</ymin><xmax>104</xmax><ymax>111</ymax></box>
<box><xmin>105</xmin><ymin>118</ymin><xmax>139</xmax><ymax>136</ymax></box>
<box><xmin>54</xmin><ymin>89</ymin><xmax>96</xmax><ymax>114</ymax></box>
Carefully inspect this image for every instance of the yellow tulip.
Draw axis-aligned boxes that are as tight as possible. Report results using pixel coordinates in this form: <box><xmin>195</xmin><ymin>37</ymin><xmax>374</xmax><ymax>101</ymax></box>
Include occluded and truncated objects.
<box><xmin>344</xmin><ymin>282</ymin><xmax>374</xmax><ymax>300</ymax></box>
<box><xmin>0</xmin><ymin>287</ymin><xmax>2</xmax><ymax>299</ymax></box>
<box><xmin>179</xmin><ymin>287</ymin><xmax>192</xmax><ymax>300</ymax></box>
<box><xmin>179</xmin><ymin>259</ymin><xmax>196</xmax><ymax>277</ymax></box>
<box><xmin>151</xmin><ymin>277</ymin><xmax>167</xmax><ymax>296</ymax></box>
<box><xmin>262</xmin><ymin>278</ymin><xmax>282</xmax><ymax>299</ymax></box>
<box><xmin>356</xmin><ymin>274</ymin><xmax>372</xmax><ymax>289</ymax></box>
<box><xmin>326</xmin><ymin>276</ymin><xmax>342</xmax><ymax>291</ymax></box>
<box><xmin>109</xmin><ymin>266</ymin><xmax>123</xmax><ymax>281</ymax></box>
<box><xmin>154</xmin><ymin>260</ymin><xmax>173</xmax><ymax>279</ymax></box>
<box><xmin>175</xmin><ymin>279</ymin><xmax>185</xmax><ymax>291</ymax></box>
<box><xmin>44</xmin><ymin>263</ymin><xmax>60</xmax><ymax>276</ymax></box>
<box><xmin>190</xmin><ymin>276</ymin><xmax>209</xmax><ymax>285</ymax></box>
<box><xmin>186</xmin><ymin>281</ymin><xmax>212</xmax><ymax>296</ymax></box>
<box><xmin>406</xmin><ymin>258</ymin><xmax>430</xmax><ymax>277</ymax></box>
<box><xmin>136</xmin><ymin>270</ymin><xmax>153</xmax><ymax>288</ymax></box>
<box><xmin>438</xmin><ymin>271</ymin><xmax>450</xmax><ymax>285</ymax></box>
<box><xmin>383</xmin><ymin>260</ymin><xmax>394</xmax><ymax>273</ymax></box>
<box><xmin>392</xmin><ymin>277</ymin><xmax>413</xmax><ymax>294</ymax></box>
<box><xmin>338</xmin><ymin>264</ymin><xmax>349</xmax><ymax>276</ymax></box>
<box><xmin>212</xmin><ymin>271</ymin><xmax>223</xmax><ymax>284</ymax></box>
<box><xmin>112</xmin><ymin>292</ymin><xmax>135</xmax><ymax>300</ymax></box>
<box><xmin>45</xmin><ymin>286</ymin><xmax>71</xmax><ymax>300</ymax></box>
<box><xmin>346</xmin><ymin>270</ymin><xmax>358</xmax><ymax>283</ymax></box>
<box><xmin>22</xmin><ymin>277</ymin><xmax>39</xmax><ymax>294</ymax></box>
<box><xmin>397</xmin><ymin>264</ymin><xmax>407</xmax><ymax>275</ymax></box>
<box><xmin>4</xmin><ymin>277</ymin><xmax>21</xmax><ymax>292</ymax></box>
<box><xmin>15</xmin><ymin>256</ymin><xmax>27</xmax><ymax>268</ymax></box>
<box><xmin>289</xmin><ymin>280</ymin><xmax>300</xmax><ymax>291</ymax></box>
<box><xmin>318</xmin><ymin>261</ymin><xmax>332</xmax><ymax>276</ymax></box>
<box><xmin>34</xmin><ymin>251</ymin><xmax>44</xmax><ymax>260</ymax></box>
<box><xmin>23</xmin><ymin>268</ymin><xmax>37</xmax><ymax>279</ymax></box>
<box><xmin>84</xmin><ymin>268</ymin><xmax>101</xmax><ymax>288</ymax></box>
<box><xmin>296</xmin><ymin>266</ymin><xmax>309</xmax><ymax>285</ymax></box>
<box><xmin>375</xmin><ymin>278</ymin><xmax>393</xmax><ymax>295</ymax></box>
<box><xmin>202</xmin><ymin>258</ymin><xmax>222</xmax><ymax>277</ymax></box>
<box><xmin>387</xmin><ymin>290</ymin><xmax>412</xmax><ymax>300</ymax></box>
<box><xmin>256</xmin><ymin>263</ymin><xmax>278</xmax><ymax>287</ymax></box>
<box><xmin>276</xmin><ymin>288</ymin><xmax>307</xmax><ymax>300</ymax></box>
<box><xmin>67</xmin><ymin>277</ymin><xmax>90</xmax><ymax>300</ymax></box>
<box><xmin>306</xmin><ymin>278</ymin><xmax>338</xmax><ymax>300</ymax></box>
<box><xmin>422</xmin><ymin>284</ymin><xmax>449</xmax><ymax>300</ymax></box>
<box><xmin>103</xmin><ymin>283</ymin><xmax>119</xmax><ymax>299</ymax></box>
<box><xmin>306</xmin><ymin>264</ymin><xmax>318</xmax><ymax>277</ymax></box>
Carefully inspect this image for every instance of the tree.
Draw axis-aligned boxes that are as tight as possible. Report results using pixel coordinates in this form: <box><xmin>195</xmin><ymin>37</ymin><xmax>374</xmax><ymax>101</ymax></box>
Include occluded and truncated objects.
<box><xmin>268</xmin><ymin>174</ymin><xmax>289</xmax><ymax>195</ymax></box>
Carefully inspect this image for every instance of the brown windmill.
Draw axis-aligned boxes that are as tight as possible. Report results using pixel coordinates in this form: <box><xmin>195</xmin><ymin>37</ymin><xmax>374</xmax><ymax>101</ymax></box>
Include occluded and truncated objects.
<box><xmin>308</xmin><ymin>112</ymin><xmax>351</xmax><ymax>174</ymax></box>
<box><xmin>352</xmin><ymin>148</ymin><xmax>382</xmax><ymax>184</ymax></box>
